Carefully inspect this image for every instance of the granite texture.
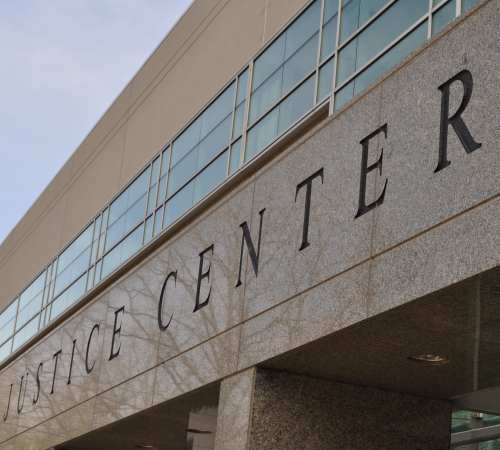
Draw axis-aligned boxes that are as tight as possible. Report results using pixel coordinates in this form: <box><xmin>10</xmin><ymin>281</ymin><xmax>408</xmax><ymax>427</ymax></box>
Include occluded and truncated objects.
<box><xmin>96</xmin><ymin>249</ymin><xmax>167</xmax><ymax>394</ymax></box>
<box><xmin>0</xmin><ymin>439</ymin><xmax>15</xmax><ymax>450</ymax></box>
<box><xmin>44</xmin><ymin>397</ymin><xmax>96</xmax><ymax>449</ymax></box>
<box><xmin>3</xmin><ymin>3</ymin><xmax>500</xmax><ymax>448</ymax></box>
<box><xmin>248</xmin><ymin>369</ymin><xmax>451</xmax><ymax>450</ymax></box>
<box><xmin>374</xmin><ymin>0</ymin><xmax>500</xmax><ymax>255</ymax></box>
<box><xmin>92</xmin><ymin>367</ymin><xmax>156</xmax><ymax>430</ymax></box>
<box><xmin>16</xmin><ymin>326</ymin><xmax>64</xmax><ymax>434</ymax></box>
<box><xmin>13</xmin><ymin>398</ymin><xmax>95</xmax><ymax>450</ymax></box>
<box><xmin>153</xmin><ymin>327</ymin><xmax>240</xmax><ymax>406</ymax></box>
<box><xmin>157</xmin><ymin>185</ymin><xmax>253</xmax><ymax>363</ymax></box>
<box><xmin>214</xmin><ymin>368</ymin><xmax>255</xmax><ymax>450</ymax></box>
<box><xmin>50</xmin><ymin>294</ymin><xmax>108</xmax><ymax>415</ymax></box>
<box><xmin>0</xmin><ymin>358</ymin><xmax>26</xmax><ymax>443</ymax></box>
<box><xmin>259</xmin><ymin>269</ymin><xmax>500</xmax><ymax>400</ymax></box>
<box><xmin>369</xmin><ymin>194</ymin><xmax>500</xmax><ymax>318</ymax></box>
<box><xmin>58</xmin><ymin>383</ymin><xmax>220</xmax><ymax>450</ymax></box>
<box><xmin>242</xmin><ymin>86</ymin><xmax>381</xmax><ymax>320</ymax></box>
<box><xmin>238</xmin><ymin>262</ymin><xmax>370</xmax><ymax>370</ymax></box>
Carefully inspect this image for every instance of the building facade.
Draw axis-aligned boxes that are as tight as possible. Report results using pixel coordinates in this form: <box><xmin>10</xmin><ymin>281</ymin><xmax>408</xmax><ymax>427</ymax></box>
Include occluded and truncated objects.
<box><xmin>0</xmin><ymin>0</ymin><xmax>499</xmax><ymax>448</ymax></box>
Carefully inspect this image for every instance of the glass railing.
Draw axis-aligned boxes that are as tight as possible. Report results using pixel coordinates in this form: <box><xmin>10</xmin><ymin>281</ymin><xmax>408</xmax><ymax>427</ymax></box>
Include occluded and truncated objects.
<box><xmin>452</xmin><ymin>411</ymin><xmax>500</xmax><ymax>449</ymax></box>
<box><xmin>0</xmin><ymin>0</ymin><xmax>481</xmax><ymax>363</ymax></box>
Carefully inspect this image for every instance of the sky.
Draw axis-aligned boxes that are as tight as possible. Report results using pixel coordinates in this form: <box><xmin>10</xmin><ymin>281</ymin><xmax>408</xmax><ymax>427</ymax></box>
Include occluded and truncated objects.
<box><xmin>0</xmin><ymin>0</ymin><xmax>193</xmax><ymax>244</ymax></box>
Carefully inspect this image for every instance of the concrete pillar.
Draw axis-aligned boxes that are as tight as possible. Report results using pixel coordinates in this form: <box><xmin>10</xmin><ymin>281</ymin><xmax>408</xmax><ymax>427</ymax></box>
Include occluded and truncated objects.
<box><xmin>215</xmin><ymin>368</ymin><xmax>256</xmax><ymax>450</ymax></box>
<box><xmin>216</xmin><ymin>368</ymin><xmax>451</xmax><ymax>450</ymax></box>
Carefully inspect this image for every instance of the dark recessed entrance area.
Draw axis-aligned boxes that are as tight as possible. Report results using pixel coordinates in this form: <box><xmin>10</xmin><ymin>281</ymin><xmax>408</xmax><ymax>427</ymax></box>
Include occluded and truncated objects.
<box><xmin>56</xmin><ymin>266</ymin><xmax>500</xmax><ymax>449</ymax></box>
<box><xmin>57</xmin><ymin>384</ymin><xmax>220</xmax><ymax>450</ymax></box>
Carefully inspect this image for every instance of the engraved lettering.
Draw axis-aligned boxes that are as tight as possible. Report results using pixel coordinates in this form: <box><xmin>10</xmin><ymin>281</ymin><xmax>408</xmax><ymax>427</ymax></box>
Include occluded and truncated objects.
<box><xmin>109</xmin><ymin>306</ymin><xmax>125</xmax><ymax>361</ymax></box>
<box><xmin>355</xmin><ymin>125</ymin><xmax>388</xmax><ymax>219</ymax></box>
<box><xmin>158</xmin><ymin>271</ymin><xmax>176</xmax><ymax>331</ymax></box>
<box><xmin>236</xmin><ymin>209</ymin><xmax>266</xmax><ymax>287</ymax></box>
<box><xmin>194</xmin><ymin>245</ymin><xmax>214</xmax><ymax>313</ymax></box>
<box><xmin>33</xmin><ymin>362</ymin><xmax>43</xmax><ymax>404</ymax></box>
<box><xmin>51</xmin><ymin>349</ymin><xmax>62</xmax><ymax>395</ymax></box>
<box><xmin>86</xmin><ymin>324</ymin><xmax>100</xmax><ymax>374</ymax></box>
<box><xmin>3</xmin><ymin>383</ymin><xmax>13</xmax><ymax>422</ymax></box>
<box><xmin>295</xmin><ymin>169</ymin><xmax>324</xmax><ymax>251</ymax></box>
<box><xmin>17</xmin><ymin>373</ymin><xmax>29</xmax><ymax>414</ymax></box>
<box><xmin>67</xmin><ymin>339</ymin><xmax>77</xmax><ymax>385</ymax></box>
<box><xmin>435</xmin><ymin>70</ymin><xmax>481</xmax><ymax>172</ymax></box>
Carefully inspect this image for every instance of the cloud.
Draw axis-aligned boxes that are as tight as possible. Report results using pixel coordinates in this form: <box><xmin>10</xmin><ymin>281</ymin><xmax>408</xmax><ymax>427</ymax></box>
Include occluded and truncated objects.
<box><xmin>0</xmin><ymin>0</ymin><xmax>193</xmax><ymax>243</ymax></box>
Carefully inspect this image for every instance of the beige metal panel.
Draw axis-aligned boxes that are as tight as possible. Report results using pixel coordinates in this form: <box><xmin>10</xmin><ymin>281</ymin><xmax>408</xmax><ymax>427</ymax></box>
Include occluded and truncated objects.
<box><xmin>0</xmin><ymin>193</ymin><xmax>68</xmax><ymax>311</ymax></box>
<box><xmin>0</xmin><ymin>0</ymin><xmax>277</xmax><ymax>312</ymax></box>
<box><xmin>69</xmin><ymin>83</ymin><xmax>132</xmax><ymax>180</ymax></box>
<box><xmin>128</xmin><ymin>0</ymin><xmax>223</xmax><ymax>107</ymax></box>
<box><xmin>263</xmin><ymin>0</ymin><xmax>310</xmax><ymax>43</ymax></box>
<box><xmin>61</xmin><ymin>126</ymin><xmax>126</xmax><ymax>248</ymax></box>
<box><xmin>0</xmin><ymin>158</ymin><xmax>72</xmax><ymax>270</ymax></box>
<box><xmin>119</xmin><ymin>0</ymin><xmax>267</xmax><ymax>188</ymax></box>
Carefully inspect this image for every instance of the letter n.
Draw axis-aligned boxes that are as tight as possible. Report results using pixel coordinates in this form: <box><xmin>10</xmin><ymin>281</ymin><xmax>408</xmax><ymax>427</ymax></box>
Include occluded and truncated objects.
<box><xmin>236</xmin><ymin>209</ymin><xmax>266</xmax><ymax>288</ymax></box>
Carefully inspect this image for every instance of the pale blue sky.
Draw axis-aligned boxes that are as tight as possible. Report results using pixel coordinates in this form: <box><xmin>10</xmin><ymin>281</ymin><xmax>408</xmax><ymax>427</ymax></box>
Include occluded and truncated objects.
<box><xmin>0</xmin><ymin>0</ymin><xmax>193</xmax><ymax>244</ymax></box>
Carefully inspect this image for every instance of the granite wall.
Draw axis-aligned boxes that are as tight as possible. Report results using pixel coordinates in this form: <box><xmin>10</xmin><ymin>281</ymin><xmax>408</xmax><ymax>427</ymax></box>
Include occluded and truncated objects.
<box><xmin>0</xmin><ymin>0</ymin><xmax>498</xmax><ymax>448</ymax></box>
<box><xmin>248</xmin><ymin>369</ymin><xmax>451</xmax><ymax>450</ymax></box>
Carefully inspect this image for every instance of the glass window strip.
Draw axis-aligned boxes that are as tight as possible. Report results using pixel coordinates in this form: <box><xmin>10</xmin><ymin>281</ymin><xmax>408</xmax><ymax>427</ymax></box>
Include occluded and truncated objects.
<box><xmin>0</xmin><ymin>0</ymin><xmax>469</xmax><ymax>364</ymax></box>
<box><xmin>334</xmin><ymin>12</ymin><xmax>429</xmax><ymax>94</ymax></box>
<box><xmin>164</xmin><ymin>145</ymin><xmax>231</xmax><ymax>204</ymax></box>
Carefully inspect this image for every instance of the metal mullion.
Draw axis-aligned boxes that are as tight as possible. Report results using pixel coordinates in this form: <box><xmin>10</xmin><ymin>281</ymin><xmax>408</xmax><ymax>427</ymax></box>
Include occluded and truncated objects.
<box><xmin>145</xmin><ymin>161</ymin><xmax>156</xmax><ymax>215</ymax></box>
<box><xmin>247</xmin><ymin>70</ymin><xmax>318</xmax><ymax>134</ymax></box>
<box><xmin>247</xmin><ymin>99</ymin><xmax>326</xmax><ymax>166</ymax></box>
<box><xmin>8</xmin><ymin>297</ymin><xmax>20</xmax><ymax>354</ymax></box>
<box><xmin>227</xmin><ymin>75</ymin><xmax>239</xmax><ymax>176</ymax></box>
<box><xmin>151</xmin><ymin>159</ymin><xmax>162</xmax><ymax>214</ymax></box>
<box><xmin>94</xmin><ymin>214</ymin><xmax>104</xmax><ymax>261</ymax></box>
<box><xmin>319</xmin><ymin>45</ymin><xmax>338</xmax><ymax>71</ymax></box>
<box><xmin>0</xmin><ymin>335</ymin><xmax>11</xmax><ymax>349</ymax></box>
<box><xmin>249</xmin><ymin>66</ymin><xmax>318</xmax><ymax>129</ymax></box>
<box><xmin>314</xmin><ymin>0</ymin><xmax>327</xmax><ymax>103</ymax></box>
<box><xmin>163</xmin><ymin>144</ymin><xmax>173</xmax><ymax>208</ymax></box>
<box><xmin>86</xmin><ymin>219</ymin><xmax>97</xmax><ymax>269</ymax></box>
<box><xmin>153</xmin><ymin>145</ymin><xmax>171</xmax><ymax>216</ymax></box>
<box><xmin>251</xmin><ymin>0</ymin><xmax>318</xmax><ymax>63</ymax></box>
<box><xmin>101</xmin><ymin>221</ymin><xmax>145</xmax><ymax>260</ymax></box>
<box><xmin>41</xmin><ymin>263</ymin><xmax>50</xmax><ymax>307</ymax></box>
<box><xmin>52</xmin><ymin>253</ymin><xmax>61</xmax><ymax>301</ymax></box>
<box><xmin>11</xmin><ymin>295</ymin><xmax>20</xmax><ymax>340</ymax></box>
<box><xmin>229</xmin><ymin>134</ymin><xmax>243</xmax><ymax>147</ymax></box>
<box><xmin>17</xmin><ymin>310</ymin><xmax>41</xmax><ymax>333</ymax></box>
<box><xmin>0</xmin><ymin>0</ymin><xmax>330</xmax><ymax>333</ymax></box>
<box><xmin>431</xmin><ymin>0</ymin><xmax>448</xmax><ymax>11</ymax></box>
<box><xmin>336</xmin><ymin>0</ymin><xmax>398</xmax><ymax>51</ymax></box>
<box><xmin>331</xmin><ymin>0</ymin><xmax>343</xmax><ymax>113</ymax></box>
<box><xmin>333</xmin><ymin>14</ymin><xmax>428</xmax><ymax>94</ymax></box>
<box><xmin>37</xmin><ymin>307</ymin><xmax>43</xmax><ymax>330</ymax></box>
<box><xmin>165</xmin><ymin>145</ymin><xmax>230</xmax><ymax>203</ymax></box>
<box><xmin>158</xmin><ymin>203</ymin><xmax>166</xmax><ymax>231</ymax></box>
<box><xmin>47</xmin><ymin>297</ymin><xmax>54</xmax><ymax>324</ymax></box>
<box><xmin>47</xmin><ymin>260</ymin><xmax>56</xmax><ymax>306</ymax></box>
<box><xmin>100</xmin><ymin>206</ymin><xmax>111</xmax><ymax>261</ymax></box>
<box><xmin>431</xmin><ymin>0</ymin><xmax>454</xmax><ymax>11</ymax></box>
<box><xmin>428</xmin><ymin>0</ymin><xmax>434</xmax><ymax>38</ymax></box>
<box><xmin>456</xmin><ymin>0</ymin><xmax>461</xmax><ymax>16</ymax></box>
<box><xmin>52</xmin><ymin>271</ymin><xmax>86</xmax><ymax>303</ymax></box>
<box><xmin>42</xmin><ymin>306</ymin><xmax>48</xmax><ymax>327</ymax></box>
<box><xmin>95</xmin><ymin>258</ymin><xmax>103</xmax><ymax>283</ymax></box>
<box><xmin>241</xmin><ymin>62</ymin><xmax>254</xmax><ymax>166</ymax></box>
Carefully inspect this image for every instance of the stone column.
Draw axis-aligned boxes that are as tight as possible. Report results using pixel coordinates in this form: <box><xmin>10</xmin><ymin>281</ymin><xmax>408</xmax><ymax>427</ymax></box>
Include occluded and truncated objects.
<box><xmin>214</xmin><ymin>368</ymin><xmax>256</xmax><ymax>450</ymax></box>
<box><xmin>216</xmin><ymin>368</ymin><xmax>451</xmax><ymax>450</ymax></box>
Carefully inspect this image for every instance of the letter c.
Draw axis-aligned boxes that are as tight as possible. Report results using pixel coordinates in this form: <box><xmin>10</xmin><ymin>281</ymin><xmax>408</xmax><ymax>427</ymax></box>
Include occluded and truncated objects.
<box><xmin>85</xmin><ymin>323</ymin><xmax>100</xmax><ymax>374</ymax></box>
<box><xmin>158</xmin><ymin>271</ymin><xmax>176</xmax><ymax>331</ymax></box>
